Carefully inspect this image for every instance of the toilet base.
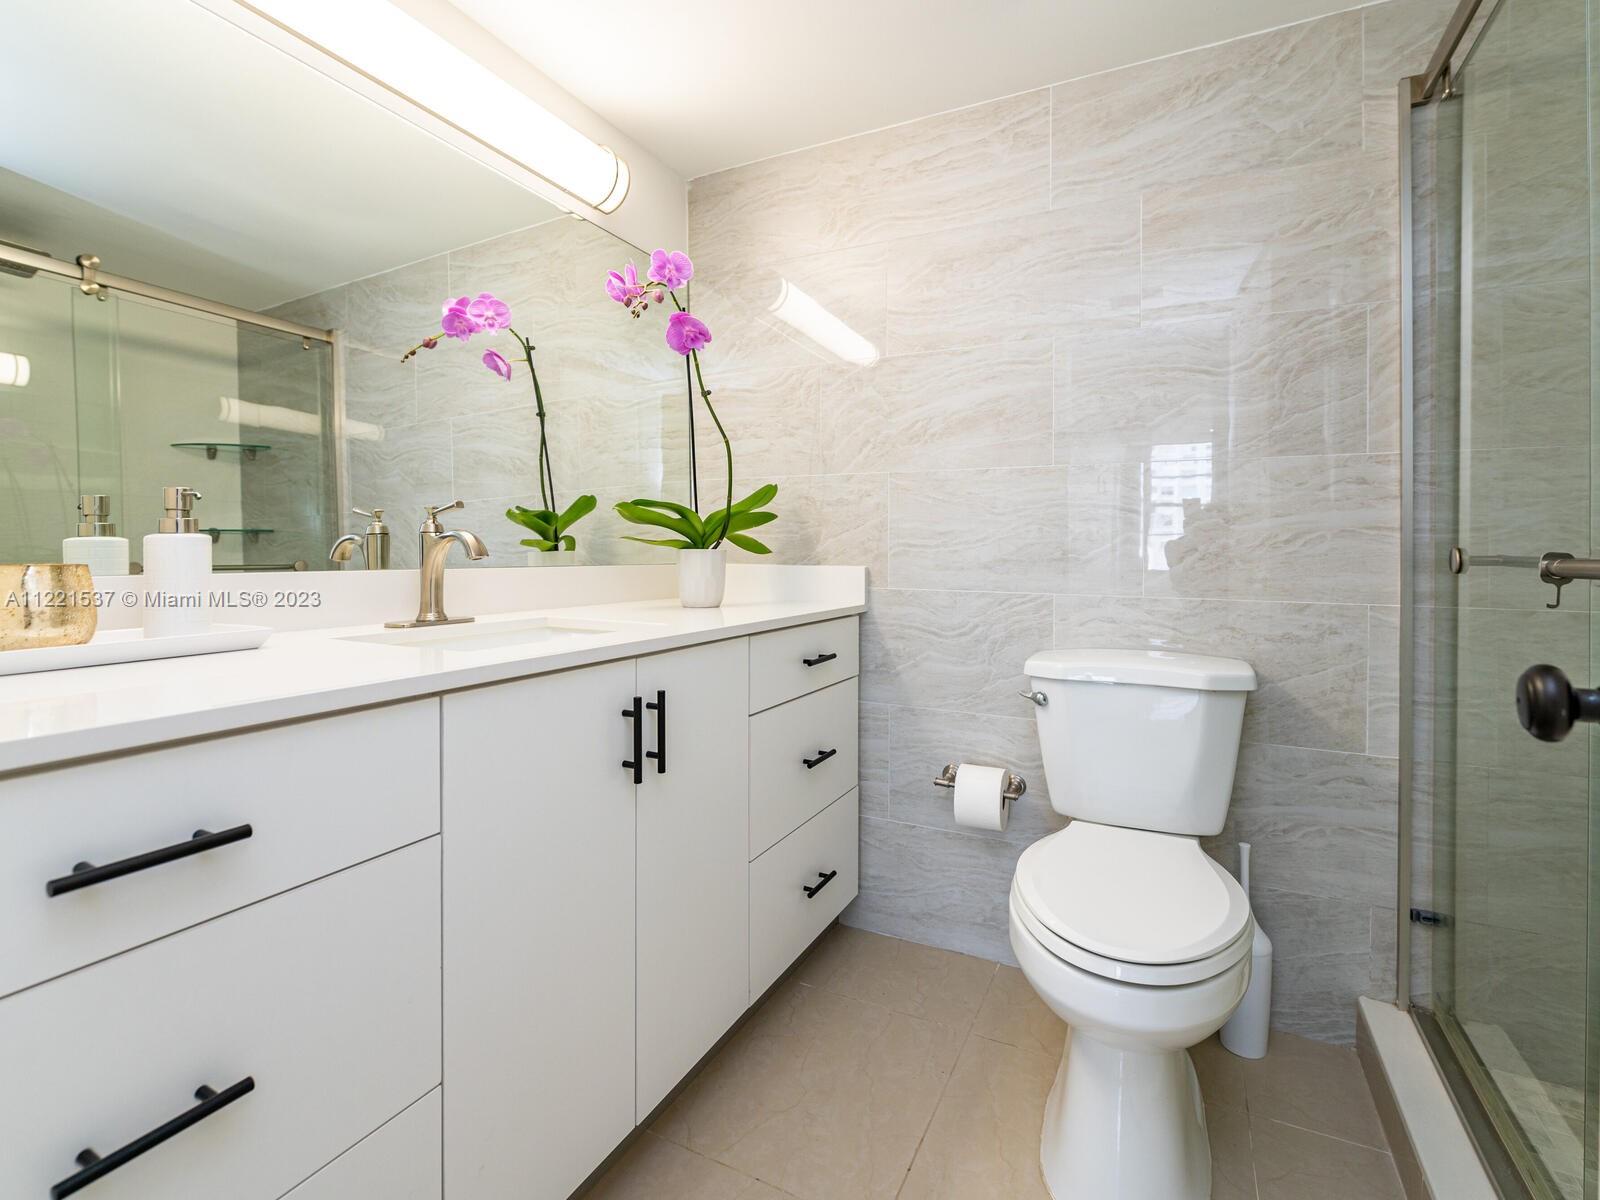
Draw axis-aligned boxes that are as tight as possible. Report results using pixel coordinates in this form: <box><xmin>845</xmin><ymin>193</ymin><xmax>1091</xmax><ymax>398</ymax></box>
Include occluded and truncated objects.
<box><xmin>1039</xmin><ymin>1028</ymin><xmax>1211</xmax><ymax>1200</ymax></box>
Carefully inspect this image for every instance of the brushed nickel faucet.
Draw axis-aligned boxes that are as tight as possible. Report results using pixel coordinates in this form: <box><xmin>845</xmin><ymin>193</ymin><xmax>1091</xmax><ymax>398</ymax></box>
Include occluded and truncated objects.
<box><xmin>385</xmin><ymin>501</ymin><xmax>489</xmax><ymax>629</ymax></box>
<box><xmin>329</xmin><ymin>507</ymin><xmax>391</xmax><ymax>570</ymax></box>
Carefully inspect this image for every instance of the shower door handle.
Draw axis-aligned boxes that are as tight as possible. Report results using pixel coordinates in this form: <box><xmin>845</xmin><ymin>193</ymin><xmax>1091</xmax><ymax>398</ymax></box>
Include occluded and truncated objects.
<box><xmin>1515</xmin><ymin>664</ymin><xmax>1600</xmax><ymax>742</ymax></box>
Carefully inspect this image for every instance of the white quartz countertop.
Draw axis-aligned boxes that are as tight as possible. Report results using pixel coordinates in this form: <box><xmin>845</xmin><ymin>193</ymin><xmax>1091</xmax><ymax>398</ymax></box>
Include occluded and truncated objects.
<box><xmin>0</xmin><ymin>595</ymin><xmax>865</xmax><ymax>774</ymax></box>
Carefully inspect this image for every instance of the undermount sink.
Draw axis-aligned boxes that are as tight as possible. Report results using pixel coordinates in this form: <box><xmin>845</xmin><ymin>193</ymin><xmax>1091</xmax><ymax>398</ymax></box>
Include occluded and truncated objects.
<box><xmin>341</xmin><ymin>616</ymin><xmax>634</xmax><ymax>652</ymax></box>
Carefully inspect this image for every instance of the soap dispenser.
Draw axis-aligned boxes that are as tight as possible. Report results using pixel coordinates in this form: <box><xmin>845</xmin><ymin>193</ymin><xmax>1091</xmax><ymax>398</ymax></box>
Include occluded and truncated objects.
<box><xmin>62</xmin><ymin>494</ymin><xmax>131</xmax><ymax>576</ymax></box>
<box><xmin>142</xmin><ymin>486</ymin><xmax>211</xmax><ymax>639</ymax></box>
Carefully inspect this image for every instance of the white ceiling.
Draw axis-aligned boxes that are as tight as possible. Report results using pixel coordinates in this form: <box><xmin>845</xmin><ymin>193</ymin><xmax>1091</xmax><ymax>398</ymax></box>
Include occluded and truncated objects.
<box><xmin>0</xmin><ymin>0</ymin><xmax>560</xmax><ymax>310</ymax></box>
<box><xmin>446</xmin><ymin>0</ymin><xmax>1371</xmax><ymax>179</ymax></box>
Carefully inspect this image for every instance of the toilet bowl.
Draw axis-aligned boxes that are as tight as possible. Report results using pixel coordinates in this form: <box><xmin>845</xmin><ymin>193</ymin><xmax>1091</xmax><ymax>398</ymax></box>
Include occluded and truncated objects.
<box><xmin>1013</xmin><ymin>649</ymin><xmax>1258</xmax><ymax>1200</ymax></box>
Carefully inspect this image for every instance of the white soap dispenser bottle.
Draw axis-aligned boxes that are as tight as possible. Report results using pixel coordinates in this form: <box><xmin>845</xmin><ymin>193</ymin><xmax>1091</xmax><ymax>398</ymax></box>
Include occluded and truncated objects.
<box><xmin>142</xmin><ymin>486</ymin><xmax>211</xmax><ymax>639</ymax></box>
<box><xmin>62</xmin><ymin>494</ymin><xmax>131</xmax><ymax>576</ymax></box>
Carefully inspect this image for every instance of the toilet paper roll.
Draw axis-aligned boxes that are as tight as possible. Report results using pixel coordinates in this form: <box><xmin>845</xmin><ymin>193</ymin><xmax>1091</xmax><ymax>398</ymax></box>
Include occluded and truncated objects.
<box><xmin>952</xmin><ymin>763</ymin><xmax>1010</xmax><ymax>832</ymax></box>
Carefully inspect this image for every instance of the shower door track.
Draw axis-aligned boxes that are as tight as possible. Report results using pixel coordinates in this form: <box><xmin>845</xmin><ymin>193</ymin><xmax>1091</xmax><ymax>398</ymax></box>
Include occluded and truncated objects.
<box><xmin>0</xmin><ymin>243</ymin><xmax>334</xmax><ymax>344</ymax></box>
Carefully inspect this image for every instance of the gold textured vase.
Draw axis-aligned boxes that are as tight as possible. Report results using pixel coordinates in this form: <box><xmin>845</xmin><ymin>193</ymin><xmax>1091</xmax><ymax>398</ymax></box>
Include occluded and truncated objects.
<box><xmin>0</xmin><ymin>564</ymin><xmax>99</xmax><ymax>651</ymax></box>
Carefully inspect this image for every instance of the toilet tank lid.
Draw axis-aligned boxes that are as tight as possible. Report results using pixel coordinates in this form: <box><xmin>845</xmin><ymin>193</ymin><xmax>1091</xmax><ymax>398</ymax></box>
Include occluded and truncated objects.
<box><xmin>1025</xmin><ymin>649</ymin><xmax>1257</xmax><ymax>691</ymax></box>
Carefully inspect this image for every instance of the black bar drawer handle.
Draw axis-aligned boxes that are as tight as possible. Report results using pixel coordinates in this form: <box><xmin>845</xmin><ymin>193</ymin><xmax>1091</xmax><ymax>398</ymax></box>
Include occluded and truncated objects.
<box><xmin>802</xmin><ymin>870</ymin><xmax>838</xmax><ymax>899</ymax></box>
<box><xmin>51</xmin><ymin>1076</ymin><xmax>255</xmax><ymax>1198</ymax></box>
<box><xmin>645</xmin><ymin>689</ymin><xmax>666</xmax><ymax>774</ymax></box>
<box><xmin>46</xmin><ymin>825</ymin><xmax>254</xmax><ymax>898</ymax></box>
<box><xmin>802</xmin><ymin>748</ymin><xmax>838</xmax><ymax>770</ymax></box>
<box><xmin>622</xmin><ymin>696</ymin><xmax>644</xmax><ymax>784</ymax></box>
<box><xmin>802</xmin><ymin>652</ymin><xmax>838</xmax><ymax>667</ymax></box>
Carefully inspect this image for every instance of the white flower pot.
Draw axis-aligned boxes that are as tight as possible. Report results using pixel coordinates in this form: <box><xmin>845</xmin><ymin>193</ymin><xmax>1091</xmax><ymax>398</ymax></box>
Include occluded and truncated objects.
<box><xmin>526</xmin><ymin>549</ymin><xmax>577</xmax><ymax>567</ymax></box>
<box><xmin>678</xmin><ymin>547</ymin><xmax>727</xmax><ymax>608</ymax></box>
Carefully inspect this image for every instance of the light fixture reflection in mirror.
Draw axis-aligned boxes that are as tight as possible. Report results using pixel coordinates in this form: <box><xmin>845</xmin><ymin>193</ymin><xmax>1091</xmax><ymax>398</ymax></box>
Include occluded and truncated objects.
<box><xmin>769</xmin><ymin>280</ymin><xmax>880</xmax><ymax>367</ymax></box>
<box><xmin>218</xmin><ymin>396</ymin><xmax>381</xmax><ymax>441</ymax></box>
<box><xmin>0</xmin><ymin>353</ymin><xmax>31</xmax><ymax>388</ymax></box>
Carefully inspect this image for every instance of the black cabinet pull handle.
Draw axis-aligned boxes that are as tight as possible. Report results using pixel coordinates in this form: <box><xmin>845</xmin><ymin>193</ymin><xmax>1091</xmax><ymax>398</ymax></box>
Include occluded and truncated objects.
<box><xmin>645</xmin><ymin>689</ymin><xmax>666</xmax><ymax>774</ymax></box>
<box><xmin>46</xmin><ymin>825</ymin><xmax>254</xmax><ymax>898</ymax></box>
<box><xmin>50</xmin><ymin>1076</ymin><xmax>255</xmax><ymax>1198</ymax></box>
<box><xmin>802</xmin><ymin>652</ymin><xmax>838</xmax><ymax>667</ymax></box>
<box><xmin>802</xmin><ymin>870</ymin><xmax>838</xmax><ymax>899</ymax></box>
<box><xmin>802</xmin><ymin>748</ymin><xmax>838</xmax><ymax>770</ymax></box>
<box><xmin>622</xmin><ymin>696</ymin><xmax>643</xmax><ymax>784</ymax></box>
<box><xmin>1516</xmin><ymin>663</ymin><xmax>1600</xmax><ymax>741</ymax></box>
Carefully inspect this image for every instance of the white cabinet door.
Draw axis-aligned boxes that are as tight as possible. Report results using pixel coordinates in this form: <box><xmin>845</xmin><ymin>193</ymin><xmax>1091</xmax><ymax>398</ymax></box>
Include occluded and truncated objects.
<box><xmin>442</xmin><ymin>662</ymin><xmax>637</xmax><ymax>1200</ymax></box>
<box><xmin>634</xmin><ymin>638</ymin><xmax>751</xmax><ymax>1118</ymax></box>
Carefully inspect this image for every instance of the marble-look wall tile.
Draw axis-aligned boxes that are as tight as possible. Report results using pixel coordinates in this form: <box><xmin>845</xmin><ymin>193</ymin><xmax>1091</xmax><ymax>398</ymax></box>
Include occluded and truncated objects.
<box><xmin>889</xmin><ymin>468</ymin><xmax>1070</xmax><ymax>594</ymax></box>
<box><xmin>1051</xmin><ymin>11</ymin><xmax>1363</xmax><ymax>208</ymax></box>
<box><xmin>1142</xmin><ymin>152</ymin><xmax>1396</xmax><ymax>320</ymax></box>
<box><xmin>1055</xmin><ymin>594</ymin><xmax>1372</xmax><ymax>755</ymax></box>
<box><xmin>1367</xmin><ymin>606</ymin><xmax>1400</xmax><ymax>758</ymax></box>
<box><xmin>690</xmin><ymin>90</ymin><xmax>1051</xmax><ymax>272</ymax></box>
<box><xmin>1367</xmin><ymin>303</ymin><xmax>1402</xmax><ymax>454</ymax></box>
<box><xmin>1248</xmin><ymin>886</ymin><xmax>1376</xmax><ymax>1043</ymax></box>
<box><xmin>1064</xmin><ymin>462</ymin><xmax>1145</xmax><ymax>596</ymax></box>
<box><xmin>343</xmin><ymin>254</ymin><xmax>449</xmax><ymax>357</ymax></box>
<box><xmin>862</xmin><ymin>589</ymin><xmax>1054</xmax><ymax>718</ymax></box>
<box><xmin>1212</xmin><ymin>743</ymin><xmax>1399</xmax><ymax>907</ymax></box>
<box><xmin>859</xmin><ymin>702</ymin><xmax>891</xmax><ymax>820</ymax></box>
<box><xmin>819</xmin><ymin>342</ymin><xmax>1054</xmax><ymax>475</ymax></box>
<box><xmin>755</xmin><ymin>472</ymin><xmax>890</xmax><ymax>583</ymax></box>
<box><xmin>1056</xmin><ymin>305</ymin><xmax>1370</xmax><ymax>463</ymax></box>
<box><xmin>1361</xmin><ymin>0</ymin><xmax>1462</xmax><ymax>148</ymax></box>
<box><xmin>1145</xmin><ymin>453</ymin><xmax>1400</xmax><ymax>605</ymax></box>
<box><xmin>845</xmin><ymin>817</ymin><xmax>1027</xmax><ymax>964</ymax></box>
<box><xmin>885</xmin><ymin>200</ymin><xmax>1141</xmax><ymax>355</ymax></box>
<box><xmin>344</xmin><ymin>346</ymin><xmax>416</xmax><ymax>426</ymax></box>
<box><xmin>1465</xmin><ymin>277</ymin><xmax>1590</xmax><ymax>451</ymax></box>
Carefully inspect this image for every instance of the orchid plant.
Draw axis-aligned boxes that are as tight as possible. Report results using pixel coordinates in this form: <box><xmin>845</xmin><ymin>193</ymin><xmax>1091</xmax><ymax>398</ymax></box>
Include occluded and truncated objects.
<box><xmin>605</xmin><ymin>250</ymin><xmax>778</xmax><ymax>554</ymax></box>
<box><xmin>403</xmin><ymin>293</ymin><xmax>596</xmax><ymax>552</ymax></box>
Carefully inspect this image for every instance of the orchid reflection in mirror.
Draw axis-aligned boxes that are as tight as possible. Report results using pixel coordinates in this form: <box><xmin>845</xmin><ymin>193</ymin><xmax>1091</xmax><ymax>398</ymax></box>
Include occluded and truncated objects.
<box><xmin>403</xmin><ymin>291</ymin><xmax>596</xmax><ymax>558</ymax></box>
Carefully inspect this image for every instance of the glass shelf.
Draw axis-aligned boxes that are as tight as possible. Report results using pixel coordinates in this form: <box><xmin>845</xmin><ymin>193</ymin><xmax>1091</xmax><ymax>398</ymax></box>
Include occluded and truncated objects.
<box><xmin>171</xmin><ymin>441</ymin><xmax>271</xmax><ymax>460</ymax></box>
<box><xmin>200</xmin><ymin>527</ymin><xmax>274</xmax><ymax>544</ymax></box>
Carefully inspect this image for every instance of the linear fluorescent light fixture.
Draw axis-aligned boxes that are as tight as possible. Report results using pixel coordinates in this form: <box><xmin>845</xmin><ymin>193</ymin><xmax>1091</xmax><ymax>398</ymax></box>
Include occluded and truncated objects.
<box><xmin>769</xmin><ymin>281</ymin><xmax>879</xmax><ymax>367</ymax></box>
<box><xmin>222</xmin><ymin>0</ymin><xmax>629</xmax><ymax>212</ymax></box>
<box><xmin>0</xmin><ymin>353</ymin><xmax>31</xmax><ymax>387</ymax></box>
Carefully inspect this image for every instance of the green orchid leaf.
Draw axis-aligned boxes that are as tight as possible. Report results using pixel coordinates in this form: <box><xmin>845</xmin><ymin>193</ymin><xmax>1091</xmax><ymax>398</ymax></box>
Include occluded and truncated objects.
<box><xmin>621</xmin><ymin>535</ymin><xmax>697</xmax><ymax>548</ymax></box>
<box><xmin>726</xmin><ymin>509</ymin><xmax>777</xmax><ymax>534</ymax></box>
<box><xmin>731</xmin><ymin>483</ymin><xmax>778</xmax><ymax>514</ymax></box>
<box><xmin>627</xmin><ymin>498</ymin><xmax>705</xmax><ymax>537</ymax></box>
<box><xmin>519</xmin><ymin>537</ymin><xmax>557</xmax><ymax>551</ymax></box>
<box><xmin>614</xmin><ymin>501</ymin><xmax>700</xmax><ymax>541</ymax></box>
<box><xmin>556</xmin><ymin>494</ymin><xmax>597</xmax><ymax>529</ymax></box>
<box><xmin>727</xmin><ymin>533</ymin><xmax>772</xmax><ymax>554</ymax></box>
<box><xmin>559</xmin><ymin>534</ymin><xmax>576</xmax><ymax>551</ymax></box>
<box><xmin>506</xmin><ymin>506</ymin><xmax>556</xmax><ymax>537</ymax></box>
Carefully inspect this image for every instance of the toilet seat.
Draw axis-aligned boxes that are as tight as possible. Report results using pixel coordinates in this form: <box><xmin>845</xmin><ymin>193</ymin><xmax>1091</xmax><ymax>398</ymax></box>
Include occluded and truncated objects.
<box><xmin>1012</xmin><ymin>822</ymin><xmax>1253</xmax><ymax>986</ymax></box>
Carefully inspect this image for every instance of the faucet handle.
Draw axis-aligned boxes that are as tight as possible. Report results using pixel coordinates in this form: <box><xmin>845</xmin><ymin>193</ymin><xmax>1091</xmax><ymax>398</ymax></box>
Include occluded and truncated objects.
<box><xmin>353</xmin><ymin>506</ymin><xmax>384</xmax><ymax>520</ymax></box>
<box><xmin>424</xmin><ymin>500</ymin><xmax>464</xmax><ymax>519</ymax></box>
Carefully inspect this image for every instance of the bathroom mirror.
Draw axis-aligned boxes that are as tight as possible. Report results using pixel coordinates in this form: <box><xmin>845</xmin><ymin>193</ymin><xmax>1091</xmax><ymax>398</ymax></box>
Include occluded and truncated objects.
<box><xmin>0</xmin><ymin>0</ymin><xmax>681</xmax><ymax>571</ymax></box>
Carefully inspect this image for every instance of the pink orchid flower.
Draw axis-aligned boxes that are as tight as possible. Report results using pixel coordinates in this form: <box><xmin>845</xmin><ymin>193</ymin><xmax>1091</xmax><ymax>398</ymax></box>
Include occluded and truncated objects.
<box><xmin>482</xmin><ymin>348</ymin><xmax>513</xmax><ymax>380</ymax></box>
<box><xmin>649</xmin><ymin>249</ymin><xmax>694</xmax><ymax>290</ymax></box>
<box><xmin>441</xmin><ymin>296</ymin><xmax>477</xmax><ymax>340</ymax></box>
<box><xmin>468</xmin><ymin>292</ymin><xmax>511</xmax><ymax>330</ymax></box>
<box><xmin>605</xmin><ymin>262</ymin><xmax>645</xmax><ymax>306</ymax></box>
<box><xmin>664</xmin><ymin>311</ymin><xmax>712</xmax><ymax>355</ymax></box>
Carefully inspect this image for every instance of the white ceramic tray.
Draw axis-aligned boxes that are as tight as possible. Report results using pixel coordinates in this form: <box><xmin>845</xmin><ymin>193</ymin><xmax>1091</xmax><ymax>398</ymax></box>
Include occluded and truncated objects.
<box><xmin>0</xmin><ymin>624</ymin><xmax>272</xmax><ymax>676</ymax></box>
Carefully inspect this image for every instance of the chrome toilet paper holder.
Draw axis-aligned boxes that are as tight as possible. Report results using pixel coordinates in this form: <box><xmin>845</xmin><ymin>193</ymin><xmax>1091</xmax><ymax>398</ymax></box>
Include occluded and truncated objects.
<box><xmin>933</xmin><ymin>762</ymin><xmax>1027</xmax><ymax>803</ymax></box>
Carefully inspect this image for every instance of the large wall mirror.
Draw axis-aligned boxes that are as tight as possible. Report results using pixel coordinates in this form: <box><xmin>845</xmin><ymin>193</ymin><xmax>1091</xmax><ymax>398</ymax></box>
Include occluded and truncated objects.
<box><xmin>0</xmin><ymin>0</ymin><xmax>684</xmax><ymax>572</ymax></box>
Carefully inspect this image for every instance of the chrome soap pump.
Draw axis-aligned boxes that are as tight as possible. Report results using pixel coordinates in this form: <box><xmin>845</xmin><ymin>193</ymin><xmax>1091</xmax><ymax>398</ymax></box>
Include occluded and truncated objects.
<box><xmin>142</xmin><ymin>486</ymin><xmax>211</xmax><ymax>639</ymax></box>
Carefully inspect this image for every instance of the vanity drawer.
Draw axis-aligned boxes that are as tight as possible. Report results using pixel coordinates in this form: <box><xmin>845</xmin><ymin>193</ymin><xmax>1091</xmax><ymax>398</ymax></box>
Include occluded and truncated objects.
<box><xmin>0</xmin><ymin>699</ymin><xmax>440</xmax><ymax>998</ymax></box>
<box><xmin>749</xmin><ymin>616</ymin><xmax>858</xmax><ymax>713</ymax></box>
<box><xmin>282</xmin><ymin>1088</ymin><xmax>441</xmax><ymax>1200</ymax></box>
<box><xmin>750</xmin><ymin>789</ymin><xmax>859</xmax><ymax>999</ymax></box>
<box><xmin>749</xmin><ymin>678</ymin><xmax>858</xmax><ymax>858</ymax></box>
<box><xmin>0</xmin><ymin>838</ymin><xmax>441</xmax><ymax>1200</ymax></box>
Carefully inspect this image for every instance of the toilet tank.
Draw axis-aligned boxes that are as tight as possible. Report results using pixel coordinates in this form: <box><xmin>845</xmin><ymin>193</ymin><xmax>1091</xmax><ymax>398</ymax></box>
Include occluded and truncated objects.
<box><xmin>1024</xmin><ymin>649</ymin><xmax>1257</xmax><ymax>837</ymax></box>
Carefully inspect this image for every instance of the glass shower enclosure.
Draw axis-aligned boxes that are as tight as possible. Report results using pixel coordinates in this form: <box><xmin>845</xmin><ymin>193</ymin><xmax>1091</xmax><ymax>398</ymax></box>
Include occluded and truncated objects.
<box><xmin>1403</xmin><ymin>0</ymin><xmax>1597</xmax><ymax>1196</ymax></box>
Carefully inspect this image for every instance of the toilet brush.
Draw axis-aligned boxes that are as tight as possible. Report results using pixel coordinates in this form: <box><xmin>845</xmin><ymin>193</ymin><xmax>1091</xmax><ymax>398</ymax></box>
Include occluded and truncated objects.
<box><xmin>1221</xmin><ymin>841</ymin><xmax>1272</xmax><ymax>1059</ymax></box>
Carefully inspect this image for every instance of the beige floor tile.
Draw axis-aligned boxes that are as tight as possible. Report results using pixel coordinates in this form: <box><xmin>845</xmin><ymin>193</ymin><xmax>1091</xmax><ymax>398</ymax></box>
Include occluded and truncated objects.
<box><xmin>1193</xmin><ymin>1033</ymin><xmax>1248</xmax><ymax>1111</ymax></box>
<box><xmin>898</xmin><ymin>1035</ymin><xmax>1056</xmax><ymax>1199</ymax></box>
<box><xmin>653</xmin><ymin>978</ymin><xmax>964</xmax><ymax>1200</ymax></box>
<box><xmin>1242</xmin><ymin>1030</ymin><xmax>1387</xmax><ymax>1148</ymax></box>
<box><xmin>970</xmin><ymin>965</ymin><xmax>1067</xmax><ymax>1058</ymax></box>
<box><xmin>792</xmin><ymin>925</ymin><xmax>997</xmax><ymax>1030</ymax></box>
<box><xmin>1206</xmin><ymin>1103</ymin><xmax>1257</xmax><ymax>1200</ymax></box>
<box><xmin>586</xmin><ymin>1133</ymin><xmax>790</xmax><ymax>1200</ymax></box>
<box><xmin>1250</xmin><ymin>1116</ymin><xmax>1405</xmax><ymax>1200</ymax></box>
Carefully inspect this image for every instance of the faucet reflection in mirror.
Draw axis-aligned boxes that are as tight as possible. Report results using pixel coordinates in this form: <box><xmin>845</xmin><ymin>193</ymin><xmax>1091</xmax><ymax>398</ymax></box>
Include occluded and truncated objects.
<box><xmin>606</xmin><ymin>250</ymin><xmax>780</xmax><ymax>608</ymax></box>
<box><xmin>402</xmin><ymin>292</ymin><xmax>597</xmax><ymax>560</ymax></box>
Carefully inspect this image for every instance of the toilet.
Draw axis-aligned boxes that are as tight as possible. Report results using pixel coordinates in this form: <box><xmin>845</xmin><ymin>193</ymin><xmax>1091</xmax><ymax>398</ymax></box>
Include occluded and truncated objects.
<box><xmin>1010</xmin><ymin>648</ymin><xmax>1258</xmax><ymax>1200</ymax></box>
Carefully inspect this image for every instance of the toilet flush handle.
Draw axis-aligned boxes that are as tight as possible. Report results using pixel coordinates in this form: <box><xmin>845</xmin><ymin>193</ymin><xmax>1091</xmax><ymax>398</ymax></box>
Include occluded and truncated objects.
<box><xmin>1018</xmin><ymin>689</ymin><xmax>1048</xmax><ymax>707</ymax></box>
